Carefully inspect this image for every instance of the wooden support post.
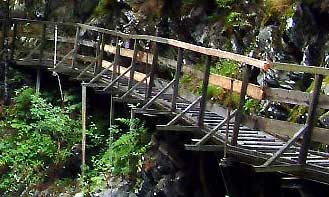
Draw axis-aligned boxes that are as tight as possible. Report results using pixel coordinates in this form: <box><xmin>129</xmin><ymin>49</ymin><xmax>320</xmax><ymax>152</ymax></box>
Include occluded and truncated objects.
<box><xmin>36</xmin><ymin>24</ymin><xmax>46</xmax><ymax>94</ymax></box>
<box><xmin>10</xmin><ymin>21</ymin><xmax>17</xmax><ymax>60</ymax></box>
<box><xmin>231</xmin><ymin>65</ymin><xmax>252</xmax><ymax>146</ymax></box>
<box><xmin>172</xmin><ymin>48</ymin><xmax>183</xmax><ymax>112</ymax></box>
<box><xmin>81</xmin><ymin>84</ymin><xmax>87</xmax><ymax>178</ymax></box>
<box><xmin>128</xmin><ymin>39</ymin><xmax>138</xmax><ymax>90</ymax></box>
<box><xmin>146</xmin><ymin>42</ymin><xmax>159</xmax><ymax>100</ymax></box>
<box><xmin>110</xmin><ymin>94</ymin><xmax>114</xmax><ymax>127</ymax></box>
<box><xmin>197</xmin><ymin>56</ymin><xmax>211</xmax><ymax>127</ymax></box>
<box><xmin>112</xmin><ymin>40</ymin><xmax>121</xmax><ymax>84</ymax></box>
<box><xmin>298</xmin><ymin>74</ymin><xmax>324</xmax><ymax>164</ymax></box>
<box><xmin>71</xmin><ymin>26</ymin><xmax>80</xmax><ymax>69</ymax></box>
<box><xmin>94</xmin><ymin>32</ymin><xmax>102</xmax><ymax>75</ymax></box>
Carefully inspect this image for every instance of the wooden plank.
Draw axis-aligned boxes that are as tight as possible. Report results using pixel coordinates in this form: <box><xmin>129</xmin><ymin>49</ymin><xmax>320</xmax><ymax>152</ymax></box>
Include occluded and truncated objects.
<box><xmin>271</xmin><ymin>62</ymin><xmax>329</xmax><ymax>76</ymax></box>
<box><xmin>171</xmin><ymin>48</ymin><xmax>183</xmax><ymax>111</ymax></box>
<box><xmin>254</xmin><ymin>165</ymin><xmax>303</xmax><ymax>173</ymax></box>
<box><xmin>103</xmin><ymin>44</ymin><xmax>265</xmax><ymax>100</ymax></box>
<box><xmin>265</xmin><ymin>88</ymin><xmax>329</xmax><ymax>109</ymax></box>
<box><xmin>184</xmin><ymin>144</ymin><xmax>223</xmax><ymax>152</ymax></box>
<box><xmin>156</xmin><ymin>125</ymin><xmax>200</xmax><ymax>132</ymax></box>
<box><xmin>242</xmin><ymin>115</ymin><xmax>329</xmax><ymax>145</ymax></box>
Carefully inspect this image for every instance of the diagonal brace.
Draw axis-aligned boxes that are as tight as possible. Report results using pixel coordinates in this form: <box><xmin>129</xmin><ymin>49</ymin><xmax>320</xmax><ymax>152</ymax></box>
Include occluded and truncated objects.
<box><xmin>261</xmin><ymin>124</ymin><xmax>308</xmax><ymax>167</ymax></box>
<box><xmin>166</xmin><ymin>96</ymin><xmax>202</xmax><ymax>126</ymax></box>
<box><xmin>120</xmin><ymin>73</ymin><xmax>151</xmax><ymax>99</ymax></box>
<box><xmin>87</xmin><ymin>62</ymin><xmax>114</xmax><ymax>85</ymax></box>
<box><xmin>76</xmin><ymin>58</ymin><xmax>97</xmax><ymax>79</ymax></box>
<box><xmin>102</xmin><ymin>65</ymin><xmax>133</xmax><ymax>92</ymax></box>
<box><xmin>141</xmin><ymin>79</ymin><xmax>175</xmax><ymax>110</ymax></box>
<box><xmin>196</xmin><ymin>110</ymin><xmax>237</xmax><ymax>146</ymax></box>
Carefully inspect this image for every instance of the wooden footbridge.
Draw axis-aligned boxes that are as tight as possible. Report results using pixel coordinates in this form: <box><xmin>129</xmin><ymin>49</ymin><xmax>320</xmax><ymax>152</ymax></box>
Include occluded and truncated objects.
<box><xmin>2</xmin><ymin>18</ymin><xmax>329</xmax><ymax>185</ymax></box>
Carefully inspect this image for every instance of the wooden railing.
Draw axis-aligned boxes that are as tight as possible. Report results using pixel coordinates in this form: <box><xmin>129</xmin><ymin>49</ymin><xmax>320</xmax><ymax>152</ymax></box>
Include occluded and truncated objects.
<box><xmin>2</xmin><ymin>18</ymin><xmax>329</xmax><ymax>164</ymax></box>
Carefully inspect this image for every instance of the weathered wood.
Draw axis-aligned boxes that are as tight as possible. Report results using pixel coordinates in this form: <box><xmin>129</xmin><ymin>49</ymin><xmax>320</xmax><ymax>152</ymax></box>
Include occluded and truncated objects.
<box><xmin>172</xmin><ymin>48</ymin><xmax>183</xmax><ymax>111</ymax></box>
<box><xmin>261</xmin><ymin>125</ymin><xmax>308</xmax><ymax>167</ymax></box>
<box><xmin>198</xmin><ymin>56</ymin><xmax>211</xmax><ymax>127</ymax></box>
<box><xmin>112</xmin><ymin>40</ymin><xmax>121</xmax><ymax>84</ymax></box>
<box><xmin>141</xmin><ymin>79</ymin><xmax>175</xmax><ymax>110</ymax></box>
<box><xmin>10</xmin><ymin>21</ymin><xmax>17</xmax><ymax>60</ymax></box>
<box><xmin>299</xmin><ymin>75</ymin><xmax>324</xmax><ymax>164</ymax></box>
<box><xmin>88</xmin><ymin>61</ymin><xmax>114</xmax><ymax>85</ymax></box>
<box><xmin>185</xmin><ymin>144</ymin><xmax>224</xmax><ymax>152</ymax></box>
<box><xmin>76</xmin><ymin>58</ymin><xmax>97</xmax><ymax>79</ymax></box>
<box><xmin>71</xmin><ymin>26</ymin><xmax>80</xmax><ymax>68</ymax></box>
<box><xmin>128</xmin><ymin>39</ymin><xmax>138</xmax><ymax>89</ymax></box>
<box><xmin>231</xmin><ymin>65</ymin><xmax>252</xmax><ymax>146</ymax></box>
<box><xmin>271</xmin><ymin>62</ymin><xmax>329</xmax><ymax>76</ymax></box>
<box><xmin>157</xmin><ymin>125</ymin><xmax>200</xmax><ymax>132</ymax></box>
<box><xmin>81</xmin><ymin>84</ymin><xmax>87</xmax><ymax>178</ymax></box>
<box><xmin>254</xmin><ymin>165</ymin><xmax>303</xmax><ymax>173</ymax></box>
<box><xmin>94</xmin><ymin>33</ymin><xmax>102</xmax><ymax>75</ymax></box>
<box><xmin>242</xmin><ymin>115</ymin><xmax>329</xmax><ymax>145</ymax></box>
<box><xmin>146</xmin><ymin>42</ymin><xmax>159</xmax><ymax>99</ymax></box>
<box><xmin>102</xmin><ymin>65</ymin><xmax>133</xmax><ymax>91</ymax></box>
<box><xmin>120</xmin><ymin>73</ymin><xmax>150</xmax><ymax>99</ymax></box>
<box><xmin>196</xmin><ymin>110</ymin><xmax>237</xmax><ymax>146</ymax></box>
<box><xmin>103</xmin><ymin>44</ymin><xmax>265</xmax><ymax>100</ymax></box>
<box><xmin>265</xmin><ymin>88</ymin><xmax>329</xmax><ymax>109</ymax></box>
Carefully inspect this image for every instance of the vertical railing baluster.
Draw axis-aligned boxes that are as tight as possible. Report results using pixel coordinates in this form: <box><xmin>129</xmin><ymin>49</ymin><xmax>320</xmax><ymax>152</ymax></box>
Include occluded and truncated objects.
<box><xmin>128</xmin><ymin>39</ymin><xmax>138</xmax><ymax>90</ymax></box>
<box><xmin>231</xmin><ymin>64</ymin><xmax>252</xmax><ymax>146</ymax></box>
<box><xmin>94</xmin><ymin>32</ymin><xmax>101</xmax><ymax>75</ymax></box>
<box><xmin>146</xmin><ymin>41</ymin><xmax>159</xmax><ymax>100</ymax></box>
<box><xmin>298</xmin><ymin>74</ymin><xmax>323</xmax><ymax>164</ymax></box>
<box><xmin>197</xmin><ymin>55</ymin><xmax>211</xmax><ymax>127</ymax></box>
<box><xmin>112</xmin><ymin>38</ymin><xmax>121</xmax><ymax>87</ymax></box>
<box><xmin>71</xmin><ymin>26</ymin><xmax>80</xmax><ymax>69</ymax></box>
<box><xmin>171</xmin><ymin>48</ymin><xmax>184</xmax><ymax>112</ymax></box>
<box><xmin>10</xmin><ymin>21</ymin><xmax>17</xmax><ymax>60</ymax></box>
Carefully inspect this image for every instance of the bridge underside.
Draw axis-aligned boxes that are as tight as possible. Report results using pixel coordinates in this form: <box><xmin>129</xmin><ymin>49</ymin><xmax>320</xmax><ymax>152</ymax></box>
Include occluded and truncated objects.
<box><xmin>10</xmin><ymin>58</ymin><xmax>329</xmax><ymax>186</ymax></box>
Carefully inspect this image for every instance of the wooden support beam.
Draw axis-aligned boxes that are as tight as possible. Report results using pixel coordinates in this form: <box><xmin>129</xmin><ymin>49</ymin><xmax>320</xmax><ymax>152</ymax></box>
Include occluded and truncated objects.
<box><xmin>76</xmin><ymin>58</ymin><xmax>97</xmax><ymax>80</ymax></box>
<box><xmin>254</xmin><ymin>164</ymin><xmax>303</xmax><ymax>173</ymax></box>
<box><xmin>198</xmin><ymin>56</ymin><xmax>211</xmax><ymax>127</ymax></box>
<box><xmin>185</xmin><ymin>144</ymin><xmax>224</xmax><ymax>152</ymax></box>
<box><xmin>54</xmin><ymin>49</ymin><xmax>74</xmax><ymax>69</ymax></box>
<box><xmin>157</xmin><ymin>125</ymin><xmax>200</xmax><ymax>132</ymax></box>
<box><xmin>167</xmin><ymin>96</ymin><xmax>202</xmax><ymax>126</ymax></box>
<box><xmin>10</xmin><ymin>21</ymin><xmax>17</xmax><ymax>60</ymax></box>
<box><xmin>299</xmin><ymin>74</ymin><xmax>324</xmax><ymax>164</ymax></box>
<box><xmin>271</xmin><ymin>62</ymin><xmax>329</xmax><ymax>76</ymax></box>
<box><xmin>261</xmin><ymin>125</ymin><xmax>308</xmax><ymax>167</ymax></box>
<box><xmin>231</xmin><ymin>65</ymin><xmax>251</xmax><ymax>146</ymax></box>
<box><xmin>134</xmin><ymin>109</ymin><xmax>173</xmax><ymax>115</ymax></box>
<box><xmin>112</xmin><ymin>40</ymin><xmax>121</xmax><ymax>85</ymax></box>
<box><xmin>172</xmin><ymin>48</ymin><xmax>183</xmax><ymax>112</ymax></box>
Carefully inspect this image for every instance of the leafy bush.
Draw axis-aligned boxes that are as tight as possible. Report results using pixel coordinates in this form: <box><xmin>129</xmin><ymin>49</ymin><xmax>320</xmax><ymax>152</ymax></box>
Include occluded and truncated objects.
<box><xmin>211</xmin><ymin>59</ymin><xmax>240</xmax><ymax>79</ymax></box>
<box><xmin>85</xmin><ymin>118</ymin><xmax>150</xmax><ymax>193</ymax></box>
<box><xmin>0</xmin><ymin>87</ymin><xmax>81</xmax><ymax>194</ymax></box>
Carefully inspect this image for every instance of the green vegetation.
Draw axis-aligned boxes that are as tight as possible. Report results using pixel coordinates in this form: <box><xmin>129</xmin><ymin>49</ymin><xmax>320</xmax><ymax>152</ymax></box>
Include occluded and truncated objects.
<box><xmin>211</xmin><ymin>59</ymin><xmax>240</xmax><ymax>79</ymax></box>
<box><xmin>216</xmin><ymin>0</ymin><xmax>238</xmax><ymax>9</ymax></box>
<box><xmin>0</xmin><ymin>87</ymin><xmax>81</xmax><ymax>194</ymax></box>
<box><xmin>84</xmin><ymin>118</ymin><xmax>150</xmax><ymax>193</ymax></box>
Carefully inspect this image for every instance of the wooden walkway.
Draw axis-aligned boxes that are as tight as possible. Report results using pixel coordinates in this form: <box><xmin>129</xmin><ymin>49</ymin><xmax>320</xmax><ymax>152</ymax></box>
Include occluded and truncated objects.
<box><xmin>1</xmin><ymin>18</ymin><xmax>329</xmax><ymax>184</ymax></box>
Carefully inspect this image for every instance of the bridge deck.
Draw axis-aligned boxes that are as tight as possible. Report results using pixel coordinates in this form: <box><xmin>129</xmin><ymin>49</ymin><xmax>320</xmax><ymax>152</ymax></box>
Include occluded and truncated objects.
<box><xmin>2</xmin><ymin>18</ymin><xmax>329</xmax><ymax>185</ymax></box>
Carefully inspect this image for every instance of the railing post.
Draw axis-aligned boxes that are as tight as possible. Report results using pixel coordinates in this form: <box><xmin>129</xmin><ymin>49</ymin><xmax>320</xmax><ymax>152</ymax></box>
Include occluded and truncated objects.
<box><xmin>112</xmin><ymin>39</ymin><xmax>121</xmax><ymax>87</ymax></box>
<box><xmin>198</xmin><ymin>56</ymin><xmax>211</xmax><ymax>127</ymax></box>
<box><xmin>36</xmin><ymin>24</ymin><xmax>46</xmax><ymax>94</ymax></box>
<box><xmin>10</xmin><ymin>21</ymin><xmax>17</xmax><ymax>60</ymax></box>
<box><xmin>71</xmin><ymin>26</ymin><xmax>80</xmax><ymax>69</ymax></box>
<box><xmin>171</xmin><ymin>48</ymin><xmax>183</xmax><ymax>111</ymax></box>
<box><xmin>146</xmin><ymin>41</ymin><xmax>159</xmax><ymax>100</ymax></box>
<box><xmin>94</xmin><ymin>32</ymin><xmax>102</xmax><ymax>75</ymax></box>
<box><xmin>298</xmin><ymin>74</ymin><xmax>323</xmax><ymax>164</ymax></box>
<box><xmin>231</xmin><ymin>64</ymin><xmax>252</xmax><ymax>146</ymax></box>
<box><xmin>128</xmin><ymin>39</ymin><xmax>138</xmax><ymax>90</ymax></box>
<box><xmin>81</xmin><ymin>83</ymin><xmax>87</xmax><ymax>179</ymax></box>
